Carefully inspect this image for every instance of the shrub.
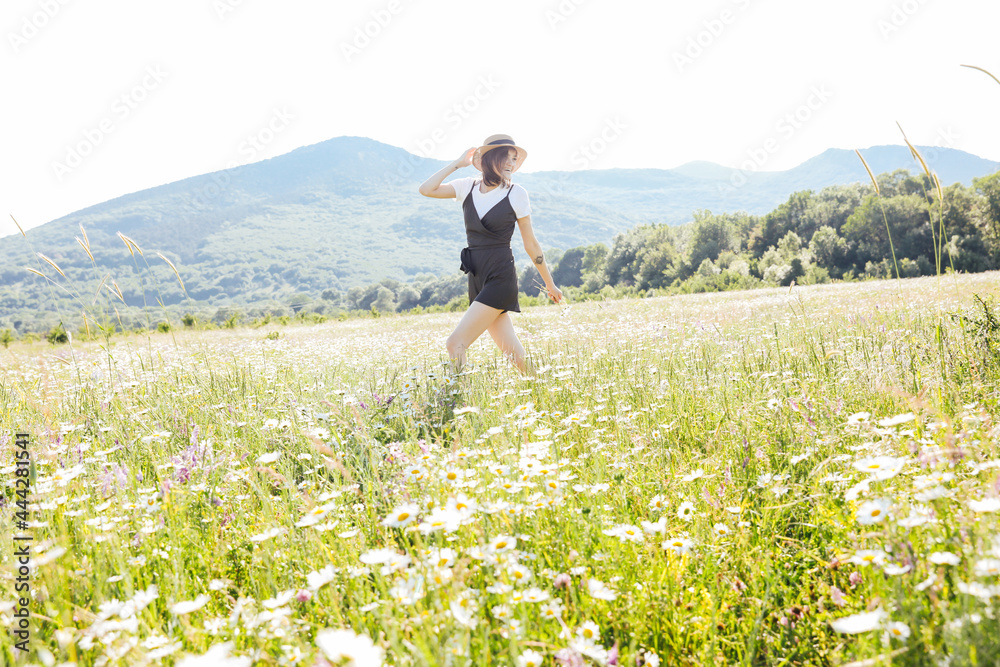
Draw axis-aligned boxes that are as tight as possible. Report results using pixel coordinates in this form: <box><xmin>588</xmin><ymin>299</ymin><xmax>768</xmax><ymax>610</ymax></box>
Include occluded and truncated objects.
<box><xmin>46</xmin><ymin>324</ymin><xmax>69</xmax><ymax>345</ymax></box>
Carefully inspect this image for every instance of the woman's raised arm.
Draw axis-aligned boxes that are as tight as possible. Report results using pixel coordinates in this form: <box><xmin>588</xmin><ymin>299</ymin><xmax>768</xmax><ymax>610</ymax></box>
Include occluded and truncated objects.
<box><xmin>418</xmin><ymin>147</ymin><xmax>476</xmax><ymax>198</ymax></box>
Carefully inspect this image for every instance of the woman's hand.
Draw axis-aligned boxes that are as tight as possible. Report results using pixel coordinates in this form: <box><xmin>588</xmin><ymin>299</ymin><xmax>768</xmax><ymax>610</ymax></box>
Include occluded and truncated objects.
<box><xmin>545</xmin><ymin>284</ymin><xmax>564</xmax><ymax>304</ymax></box>
<box><xmin>454</xmin><ymin>147</ymin><xmax>476</xmax><ymax>169</ymax></box>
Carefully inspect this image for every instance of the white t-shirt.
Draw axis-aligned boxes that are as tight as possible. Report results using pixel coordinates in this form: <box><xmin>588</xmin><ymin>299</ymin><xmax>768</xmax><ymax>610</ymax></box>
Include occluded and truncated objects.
<box><xmin>445</xmin><ymin>176</ymin><xmax>532</xmax><ymax>220</ymax></box>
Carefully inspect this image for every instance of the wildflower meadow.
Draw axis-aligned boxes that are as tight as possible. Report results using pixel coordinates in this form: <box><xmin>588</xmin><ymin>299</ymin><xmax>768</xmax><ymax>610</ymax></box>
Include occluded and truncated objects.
<box><xmin>3</xmin><ymin>271</ymin><xmax>1000</xmax><ymax>666</ymax></box>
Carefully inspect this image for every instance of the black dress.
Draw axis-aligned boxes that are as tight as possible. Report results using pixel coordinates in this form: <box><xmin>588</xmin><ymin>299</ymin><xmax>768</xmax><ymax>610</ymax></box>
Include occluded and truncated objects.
<box><xmin>458</xmin><ymin>179</ymin><xmax>521</xmax><ymax>314</ymax></box>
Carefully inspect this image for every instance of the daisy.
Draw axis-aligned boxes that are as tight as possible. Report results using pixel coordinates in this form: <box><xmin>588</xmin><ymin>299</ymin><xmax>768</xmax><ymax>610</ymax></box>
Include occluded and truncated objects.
<box><xmin>897</xmin><ymin>506</ymin><xmax>933</xmax><ymax>528</ymax></box>
<box><xmin>491</xmin><ymin>604</ymin><xmax>513</xmax><ymax>620</ymax></box>
<box><xmin>315</xmin><ymin>628</ymin><xmax>384</xmax><ymax>667</ymax></box>
<box><xmin>852</xmin><ymin>456</ymin><xmax>906</xmax><ymax>480</ymax></box>
<box><xmin>846</xmin><ymin>412</ymin><xmax>870</xmax><ymax>425</ymax></box>
<box><xmin>586</xmin><ymin>578</ymin><xmax>617</xmax><ymax>600</ymax></box>
<box><xmin>968</xmin><ymin>497</ymin><xmax>1000</xmax><ymax>513</ymax></box>
<box><xmin>856</xmin><ymin>498</ymin><xmax>891</xmax><ymax>525</ymax></box>
<box><xmin>306</xmin><ymin>565</ymin><xmax>337</xmax><ymax>591</ymax></box>
<box><xmin>641</xmin><ymin>516</ymin><xmax>668</xmax><ymax>535</ymax></box>
<box><xmin>295</xmin><ymin>503</ymin><xmax>336</xmax><ymax>527</ymax></box>
<box><xmin>381</xmin><ymin>503</ymin><xmax>419</xmax><ymax>528</ymax></box>
<box><xmin>928</xmin><ymin>551</ymin><xmax>961</xmax><ymax>566</ymax></box>
<box><xmin>403</xmin><ymin>465</ymin><xmax>427</xmax><ymax>482</ymax></box>
<box><xmin>176</xmin><ymin>642</ymin><xmax>251</xmax><ymax>667</ymax></box>
<box><xmin>830</xmin><ymin>608</ymin><xmax>887</xmax><ymax>634</ymax></box>
<box><xmin>681</xmin><ymin>468</ymin><xmax>705</xmax><ymax>482</ymax></box>
<box><xmin>359</xmin><ymin>548</ymin><xmax>396</xmax><ymax>565</ymax></box>
<box><xmin>517</xmin><ymin>650</ymin><xmax>544</xmax><ymax>667</ymax></box>
<box><xmin>974</xmin><ymin>558</ymin><xmax>1000</xmax><ymax>576</ymax></box>
<box><xmin>440</xmin><ymin>468</ymin><xmax>464</xmax><ymax>484</ymax></box>
<box><xmin>914</xmin><ymin>573</ymin><xmax>936</xmax><ymax>591</ymax></box>
<box><xmin>676</xmin><ymin>501</ymin><xmax>695</xmax><ymax>522</ymax></box>
<box><xmin>170</xmin><ymin>594</ymin><xmax>210</xmax><ymax>615</ymax></box>
<box><xmin>426</xmin><ymin>548</ymin><xmax>458</xmax><ymax>569</ymax></box>
<box><xmin>663</xmin><ymin>536</ymin><xmax>694</xmax><ymax>556</ymax></box>
<box><xmin>877</xmin><ymin>412</ymin><xmax>915</xmax><ymax>427</ymax></box>
<box><xmin>577</xmin><ymin>620</ymin><xmax>601</xmax><ymax>643</ymax></box>
<box><xmin>603</xmin><ymin>523</ymin><xmax>644</xmax><ymax>543</ymax></box>
<box><xmin>449</xmin><ymin>597</ymin><xmax>479</xmax><ymax>628</ymax></box>
<box><xmin>416</xmin><ymin>507</ymin><xmax>462</xmax><ymax>534</ymax></box>
<box><xmin>648</xmin><ymin>494</ymin><xmax>667</xmax><ymax>511</ymax></box>
<box><xmin>387</xmin><ymin>574</ymin><xmax>425</xmax><ymax>605</ymax></box>
<box><xmin>882</xmin><ymin>621</ymin><xmax>911</xmax><ymax>643</ymax></box>
<box><xmin>540</xmin><ymin>599</ymin><xmax>564</xmax><ymax>620</ymax></box>
<box><xmin>507</xmin><ymin>563</ymin><xmax>533</xmax><ymax>584</ymax></box>
<box><xmin>849</xmin><ymin>550</ymin><xmax>887</xmax><ymax>567</ymax></box>
<box><xmin>521</xmin><ymin>587</ymin><xmax>550</xmax><ymax>603</ymax></box>
<box><xmin>249</xmin><ymin>527</ymin><xmax>285</xmax><ymax>543</ymax></box>
<box><xmin>488</xmin><ymin>535</ymin><xmax>517</xmax><ymax>553</ymax></box>
<box><xmin>883</xmin><ymin>563</ymin><xmax>912</xmax><ymax>576</ymax></box>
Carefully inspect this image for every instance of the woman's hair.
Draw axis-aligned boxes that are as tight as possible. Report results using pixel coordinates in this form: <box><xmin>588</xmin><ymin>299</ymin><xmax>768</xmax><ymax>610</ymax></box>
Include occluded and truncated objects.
<box><xmin>480</xmin><ymin>147</ymin><xmax>515</xmax><ymax>189</ymax></box>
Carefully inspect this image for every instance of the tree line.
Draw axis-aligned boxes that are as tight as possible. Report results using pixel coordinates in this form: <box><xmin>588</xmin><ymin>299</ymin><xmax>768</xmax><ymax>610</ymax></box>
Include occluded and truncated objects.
<box><xmin>337</xmin><ymin>168</ymin><xmax>1000</xmax><ymax>311</ymax></box>
<box><xmin>7</xmin><ymin>167</ymin><xmax>1000</xmax><ymax>342</ymax></box>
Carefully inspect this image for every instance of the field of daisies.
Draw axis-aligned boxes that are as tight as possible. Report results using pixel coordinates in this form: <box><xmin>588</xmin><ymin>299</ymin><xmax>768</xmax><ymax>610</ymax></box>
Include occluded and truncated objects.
<box><xmin>2</xmin><ymin>272</ymin><xmax>1000</xmax><ymax>666</ymax></box>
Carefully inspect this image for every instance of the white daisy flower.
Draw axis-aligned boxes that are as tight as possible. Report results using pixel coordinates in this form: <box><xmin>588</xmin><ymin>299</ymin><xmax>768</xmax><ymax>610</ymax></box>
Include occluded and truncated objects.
<box><xmin>662</xmin><ymin>536</ymin><xmax>694</xmax><ymax>555</ymax></box>
<box><xmin>929</xmin><ymin>551</ymin><xmax>961</xmax><ymax>566</ymax></box>
<box><xmin>516</xmin><ymin>649</ymin><xmax>544</xmax><ymax>667</ymax></box>
<box><xmin>381</xmin><ymin>503</ymin><xmax>419</xmax><ymax>528</ymax></box>
<box><xmin>586</xmin><ymin>578</ymin><xmax>617</xmax><ymax>600</ymax></box>
<box><xmin>882</xmin><ymin>621</ymin><xmax>911</xmax><ymax>643</ymax></box>
<box><xmin>830</xmin><ymin>608</ymin><xmax>887</xmax><ymax>634</ymax></box>
<box><xmin>170</xmin><ymin>594</ymin><xmax>210</xmax><ymax>615</ymax></box>
<box><xmin>315</xmin><ymin>628</ymin><xmax>384</xmax><ymax>667</ymax></box>
<box><xmin>856</xmin><ymin>498</ymin><xmax>891</xmax><ymax>525</ymax></box>
<box><xmin>969</xmin><ymin>497</ymin><xmax>1000</xmax><ymax>513</ymax></box>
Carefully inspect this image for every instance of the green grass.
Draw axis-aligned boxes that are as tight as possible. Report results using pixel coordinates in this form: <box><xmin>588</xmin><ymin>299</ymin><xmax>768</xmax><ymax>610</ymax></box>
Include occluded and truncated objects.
<box><xmin>2</xmin><ymin>272</ymin><xmax>1000</xmax><ymax>666</ymax></box>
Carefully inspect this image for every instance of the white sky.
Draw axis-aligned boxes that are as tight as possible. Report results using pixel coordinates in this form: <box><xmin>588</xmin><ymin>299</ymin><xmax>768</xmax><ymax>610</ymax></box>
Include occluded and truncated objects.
<box><xmin>2</xmin><ymin>0</ymin><xmax>999</xmax><ymax>239</ymax></box>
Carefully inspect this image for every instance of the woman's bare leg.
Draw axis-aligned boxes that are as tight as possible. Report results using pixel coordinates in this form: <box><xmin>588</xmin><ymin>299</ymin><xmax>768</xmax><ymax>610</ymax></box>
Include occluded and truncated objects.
<box><xmin>446</xmin><ymin>301</ymin><xmax>503</xmax><ymax>374</ymax></box>
<box><xmin>487</xmin><ymin>312</ymin><xmax>535</xmax><ymax>376</ymax></box>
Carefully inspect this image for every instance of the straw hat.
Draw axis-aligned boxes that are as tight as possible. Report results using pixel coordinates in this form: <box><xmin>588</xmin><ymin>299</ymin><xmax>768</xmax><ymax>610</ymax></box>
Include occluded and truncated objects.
<box><xmin>472</xmin><ymin>134</ymin><xmax>528</xmax><ymax>173</ymax></box>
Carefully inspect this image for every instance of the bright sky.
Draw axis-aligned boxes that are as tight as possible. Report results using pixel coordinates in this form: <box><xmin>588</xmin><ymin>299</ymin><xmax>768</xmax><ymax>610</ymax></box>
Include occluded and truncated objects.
<box><xmin>3</xmin><ymin>0</ymin><xmax>999</xmax><ymax>239</ymax></box>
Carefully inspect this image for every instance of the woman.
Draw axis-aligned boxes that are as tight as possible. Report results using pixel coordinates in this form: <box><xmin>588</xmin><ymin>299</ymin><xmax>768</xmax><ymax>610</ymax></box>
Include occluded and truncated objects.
<box><xmin>418</xmin><ymin>134</ymin><xmax>563</xmax><ymax>377</ymax></box>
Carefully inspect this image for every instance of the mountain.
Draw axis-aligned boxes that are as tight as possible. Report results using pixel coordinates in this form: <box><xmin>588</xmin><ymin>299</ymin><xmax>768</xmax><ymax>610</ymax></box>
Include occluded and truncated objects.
<box><xmin>1</xmin><ymin>136</ymin><xmax>997</xmax><ymax>327</ymax></box>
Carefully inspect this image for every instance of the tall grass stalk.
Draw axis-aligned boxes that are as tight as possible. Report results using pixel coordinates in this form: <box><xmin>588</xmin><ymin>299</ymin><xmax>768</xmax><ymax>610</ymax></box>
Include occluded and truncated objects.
<box><xmin>854</xmin><ymin>149</ymin><xmax>902</xmax><ymax>287</ymax></box>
